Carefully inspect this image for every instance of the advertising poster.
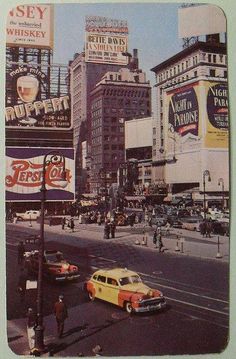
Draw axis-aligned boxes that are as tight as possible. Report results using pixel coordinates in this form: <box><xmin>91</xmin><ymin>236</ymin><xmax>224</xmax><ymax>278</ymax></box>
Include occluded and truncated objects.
<box><xmin>6</xmin><ymin>4</ymin><xmax>54</xmax><ymax>49</ymax></box>
<box><xmin>204</xmin><ymin>81</ymin><xmax>229</xmax><ymax>148</ymax></box>
<box><xmin>166</xmin><ymin>83</ymin><xmax>202</xmax><ymax>154</ymax></box>
<box><xmin>85</xmin><ymin>32</ymin><xmax>128</xmax><ymax>64</ymax></box>
<box><xmin>5</xmin><ymin>64</ymin><xmax>71</xmax><ymax>130</ymax></box>
<box><xmin>85</xmin><ymin>15</ymin><xmax>128</xmax><ymax>65</ymax></box>
<box><xmin>6</xmin><ymin>147</ymin><xmax>75</xmax><ymax>201</ymax></box>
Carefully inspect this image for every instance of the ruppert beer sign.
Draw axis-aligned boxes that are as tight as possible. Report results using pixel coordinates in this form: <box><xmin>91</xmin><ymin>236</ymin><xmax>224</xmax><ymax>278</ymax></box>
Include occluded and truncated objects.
<box><xmin>5</xmin><ymin>65</ymin><xmax>71</xmax><ymax>130</ymax></box>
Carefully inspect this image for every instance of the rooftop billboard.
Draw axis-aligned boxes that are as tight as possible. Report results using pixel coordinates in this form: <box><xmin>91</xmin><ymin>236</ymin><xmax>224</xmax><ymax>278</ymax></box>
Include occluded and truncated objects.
<box><xmin>6</xmin><ymin>4</ymin><xmax>54</xmax><ymax>49</ymax></box>
<box><xmin>85</xmin><ymin>15</ymin><xmax>128</xmax><ymax>65</ymax></box>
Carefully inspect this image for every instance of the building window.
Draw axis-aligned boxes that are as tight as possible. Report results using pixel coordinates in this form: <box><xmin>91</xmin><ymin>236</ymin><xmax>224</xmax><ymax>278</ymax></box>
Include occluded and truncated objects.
<box><xmin>224</xmin><ymin>71</ymin><xmax>228</xmax><ymax>78</ymax></box>
<box><xmin>210</xmin><ymin>69</ymin><xmax>216</xmax><ymax>77</ymax></box>
<box><xmin>208</xmin><ymin>54</ymin><xmax>212</xmax><ymax>63</ymax></box>
<box><xmin>213</xmin><ymin>54</ymin><xmax>216</xmax><ymax>63</ymax></box>
<box><xmin>194</xmin><ymin>70</ymin><xmax>197</xmax><ymax>77</ymax></box>
<box><xmin>153</xmin><ymin>127</ymin><xmax>156</xmax><ymax>135</ymax></box>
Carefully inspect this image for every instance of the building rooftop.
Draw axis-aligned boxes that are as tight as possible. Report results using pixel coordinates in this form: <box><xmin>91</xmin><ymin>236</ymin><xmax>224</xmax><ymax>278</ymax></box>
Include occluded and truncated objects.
<box><xmin>151</xmin><ymin>40</ymin><xmax>226</xmax><ymax>73</ymax></box>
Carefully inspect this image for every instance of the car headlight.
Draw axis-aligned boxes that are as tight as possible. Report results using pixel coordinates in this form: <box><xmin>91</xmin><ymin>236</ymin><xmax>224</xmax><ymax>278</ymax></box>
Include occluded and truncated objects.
<box><xmin>62</xmin><ymin>263</ymin><xmax>69</xmax><ymax>270</ymax></box>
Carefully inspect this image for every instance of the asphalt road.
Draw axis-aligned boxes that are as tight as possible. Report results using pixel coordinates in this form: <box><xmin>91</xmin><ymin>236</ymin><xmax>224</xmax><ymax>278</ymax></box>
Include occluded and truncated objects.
<box><xmin>6</xmin><ymin>224</ymin><xmax>229</xmax><ymax>356</ymax></box>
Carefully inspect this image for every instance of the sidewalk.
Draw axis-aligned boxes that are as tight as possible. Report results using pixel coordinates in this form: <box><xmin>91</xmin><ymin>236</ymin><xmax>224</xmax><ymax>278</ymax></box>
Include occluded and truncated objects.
<box><xmin>9</xmin><ymin>220</ymin><xmax>230</xmax><ymax>262</ymax></box>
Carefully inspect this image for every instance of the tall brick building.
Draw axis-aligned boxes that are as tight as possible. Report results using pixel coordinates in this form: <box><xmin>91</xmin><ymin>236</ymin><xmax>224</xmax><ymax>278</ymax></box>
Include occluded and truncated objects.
<box><xmin>89</xmin><ymin>67</ymin><xmax>151</xmax><ymax>192</ymax></box>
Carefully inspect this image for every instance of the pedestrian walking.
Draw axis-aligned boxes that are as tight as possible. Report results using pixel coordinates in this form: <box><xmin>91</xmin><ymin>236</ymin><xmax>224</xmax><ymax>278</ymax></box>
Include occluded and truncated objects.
<box><xmin>206</xmin><ymin>220</ymin><xmax>212</xmax><ymax>238</ymax></box>
<box><xmin>200</xmin><ymin>220</ymin><xmax>207</xmax><ymax>237</ymax></box>
<box><xmin>153</xmin><ymin>229</ymin><xmax>158</xmax><ymax>248</ymax></box>
<box><xmin>104</xmin><ymin>220</ymin><xmax>110</xmax><ymax>239</ymax></box>
<box><xmin>70</xmin><ymin>217</ymin><xmax>75</xmax><ymax>232</ymax></box>
<box><xmin>17</xmin><ymin>240</ymin><xmax>25</xmax><ymax>265</ymax></box>
<box><xmin>97</xmin><ymin>212</ymin><xmax>102</xmax><ymax>226</ymax></box>
<box><xmin>54</xmin><ymin>294</ymin><xmax>68</xmax><ymax>338</ymax></box>
<box><xmin>61</xmin><ymin>217</ymin><xmax>66</xmax><ymax>230</ymax></box>
<box><xmin>157</xmin><ymin>227</ymin><xmax>164</xmax><ymax>253</ymax></box>
<box><xmin>27</xmin><ymin>308</ymin><xmax>36</xmax><ymax>354</ymax></box>
<box><xmin>17</xmin><ymin>267</ymin><xmax>27</xmax><ymax>302</ymax></box>
<box><xmin>110</xmin><ymin>220</ymin><xmax>116</xmax><ymax>238</ymax></box>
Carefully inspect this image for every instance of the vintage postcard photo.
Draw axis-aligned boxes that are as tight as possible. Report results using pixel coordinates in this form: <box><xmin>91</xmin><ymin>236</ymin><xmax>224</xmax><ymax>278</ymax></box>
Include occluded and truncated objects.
<box><xmin>4</xmin><ymin>1</ymin><xmax>231</xmax><ymax>357</ymax></box>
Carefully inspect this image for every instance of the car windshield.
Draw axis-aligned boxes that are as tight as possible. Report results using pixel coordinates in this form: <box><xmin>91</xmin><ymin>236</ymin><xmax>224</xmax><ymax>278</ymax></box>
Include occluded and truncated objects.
<box><xmin>119</xmin><ymin>275</ymin><xmax>142</xmax><ymax>286</ymax></box>
<box><xmin>46</xmin><ymin>253</ymin><xmax>64</xmax><ymax>263</ymax></box>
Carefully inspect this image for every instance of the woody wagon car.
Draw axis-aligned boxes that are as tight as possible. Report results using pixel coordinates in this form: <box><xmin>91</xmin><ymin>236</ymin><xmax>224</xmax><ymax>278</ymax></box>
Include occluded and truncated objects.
<box><xmin>24</xmin><ymin>249</ymin><xmax>80</xmax><ymax>282</ymax></box>
<box><xmin>85</xmin><ymin>268</ymin><xmax>166</xmax><ymax>313</ymax></box>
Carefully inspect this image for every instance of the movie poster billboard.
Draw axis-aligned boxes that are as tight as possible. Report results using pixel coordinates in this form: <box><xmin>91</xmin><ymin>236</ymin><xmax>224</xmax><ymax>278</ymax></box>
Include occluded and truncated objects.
<box><xmin>5</xmin><ymin>147</ymin><xmax>74</xmax><ymax>201</ymax></box>
<box><xmin>166</xmin><ymin>83</ymin><xmax>201</xmax><ymax>155</ymax></box>
<box><xmin>6</xmin><ymin>4</ymin><xmax>54</xmax><ymax>49</ymax></box>
<box><xmin>204</xmin><ymin>81</ymin><xmax>228</xmax><ymax>148</ymax></box>
<box><xmin>85</xmin><ymin>15</ymin><xmax>128</xmax><ymax>65</ymax></box>
<box><xmin>5</xmin><ymin>65</ymin><xmax>71</xmax><ymax>130</ymax></box>
<box><xmin>85</xmin><ymin>32</ymin><xmax>128</xmax><ymax>65</ymax></box>
<box><xmin>165</xmin><ymin>80</ymin><xmax>228</xmax><ymax>155</ymax></box>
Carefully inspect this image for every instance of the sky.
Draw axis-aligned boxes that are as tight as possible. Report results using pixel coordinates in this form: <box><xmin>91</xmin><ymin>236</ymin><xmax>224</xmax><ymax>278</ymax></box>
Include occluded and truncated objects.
<box><xmin>53</xmin><ymin>2</ymin><xmax>184</xmax><ymax>87</ymax></box>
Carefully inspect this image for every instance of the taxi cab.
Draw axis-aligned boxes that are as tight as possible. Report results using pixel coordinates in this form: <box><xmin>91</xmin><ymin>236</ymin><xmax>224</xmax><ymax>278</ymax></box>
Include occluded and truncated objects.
<box><xmin>85</xmin><ymin>268</ymin><xmax>166</xmax><ymax>313</ymax></box>
<box><xmin>24</xmin><ymin>249</ymin><xmax>80</xmax><ymax>282</ymax></box>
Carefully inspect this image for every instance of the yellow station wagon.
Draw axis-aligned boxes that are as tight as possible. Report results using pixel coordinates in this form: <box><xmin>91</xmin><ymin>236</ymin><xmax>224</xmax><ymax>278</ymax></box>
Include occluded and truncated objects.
<box><xmin>85</xmin><ymin>268</ymin><xmax>166</xmax><ymax>313</ymax></box>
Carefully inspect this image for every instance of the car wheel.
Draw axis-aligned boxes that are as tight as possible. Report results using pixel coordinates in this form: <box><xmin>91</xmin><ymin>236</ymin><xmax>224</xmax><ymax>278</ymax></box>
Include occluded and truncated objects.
<box><xmin>88</xmin><ymin>291</ymin><xmax>95</xmax><ymax>301</ymax></box>
<box><xmin>125</xmin><ymin>301</ymin><xmax>133</xmax><ymax>314</ymax></box>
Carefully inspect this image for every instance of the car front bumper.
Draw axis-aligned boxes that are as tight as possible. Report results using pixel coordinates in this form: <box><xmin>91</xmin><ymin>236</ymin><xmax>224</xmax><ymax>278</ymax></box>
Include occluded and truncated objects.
<box><xmin>54</xmin><ymin>273</ymin><xmax>80</xmax><ymax>281</ymax></box>
<box><xmin>134</xmin><ymin>300</ymin><xmax>166</xmax><ymax>313</ymax></box>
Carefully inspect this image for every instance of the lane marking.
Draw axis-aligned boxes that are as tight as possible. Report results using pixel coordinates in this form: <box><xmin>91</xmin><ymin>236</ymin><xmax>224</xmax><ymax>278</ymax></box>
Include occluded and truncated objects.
<box><xmin>165</xmin><ymin>296</ymin><xmax>229</xmax><ymax>316</ymax></box>
<box><xmin>172</xmin><ymin>309</ymin><xmax>229</xmax><ymax>329</ymax></box>
<box><xmin>144</xmin><ymin>279</ymin><xmax>229</xmax><ymax>304</ymax></box>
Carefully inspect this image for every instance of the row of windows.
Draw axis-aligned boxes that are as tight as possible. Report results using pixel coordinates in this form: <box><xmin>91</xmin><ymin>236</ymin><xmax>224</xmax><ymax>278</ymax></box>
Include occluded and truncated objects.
<box><xmin>157</xmin><ymin>52</ymin><xmax>227</xmax><ymax>83</ymax></box>
<box><xmin>158</xmin><ymin>68</ymin><xmax>227</xmax><ymax>92</ymax></box>
<box><xmin>102</xmin><ymin>88</ymin><xmax>150</xmax><ymax>98</ymax></box>
<box><xmin>103</xmin><ymin>98</ymin><xmax>149</xmax><ymax>107</ymax></box>
<box><xmin>91</xmin><ymin>108</ymin><xmax>102</xmax><ymax>119</ymax></box>
<box><xmin>91</xmin><ymin>99</ymin><xmax>102</xmax><ymax>110</ymax></box>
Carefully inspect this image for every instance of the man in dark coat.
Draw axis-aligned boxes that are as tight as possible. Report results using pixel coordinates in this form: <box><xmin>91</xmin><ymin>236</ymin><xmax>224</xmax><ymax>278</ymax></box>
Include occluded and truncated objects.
<box><xmin>18</xmin><ymin>267</ymin><xmax>27</xmax><ymax>302</ymax></box>
<box><xmin>54</xmin><ymin>294</ymin><xmax>68</xmax><ymax>338</ymax></box>
<box><xmin>110</xmin><ymin>220</ymin><xmax>116</xmax><ymax>238</ymax></box>
<box><xmin>17</xmin><ymin>241</ymin><xmax>25</xmax><ymax>265</ymax></box>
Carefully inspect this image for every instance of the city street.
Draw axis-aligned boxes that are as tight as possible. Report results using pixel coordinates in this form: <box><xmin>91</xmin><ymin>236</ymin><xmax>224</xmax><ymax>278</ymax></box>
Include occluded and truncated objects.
<box><xmin>6</xmin><ymin>221</ymin><xmax>229</xmax><ymax>356</ymax></box>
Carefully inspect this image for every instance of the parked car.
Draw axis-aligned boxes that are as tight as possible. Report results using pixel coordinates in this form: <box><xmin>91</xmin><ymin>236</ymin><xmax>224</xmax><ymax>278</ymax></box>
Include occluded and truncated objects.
<box><xmin>181</xmin><ymin>216</ymin><xmax>203</xmax><ymax>231</ymax></box>
<box><xmin>15</xmin><ymin>210</ymin><xmax>40</xmax><ymax>221</ymax></box>
<box><xmin>167</xmin><ymin>216</ymin><xmax>183</xmax><ymax>228</ymax></box>
<box><xmin>151</xmin><ymin>215</ymin><xmax>168</xmax><ymax>227</ymax></box>
<box><xmin>24</xmin><ymin>249</ymin><xmax>80</xmax><ymax>281</ymax></box>
<box><xmin>85</xmin><ymin>268</ymin><xmax>166</xmax><ymax>314</ymax></box>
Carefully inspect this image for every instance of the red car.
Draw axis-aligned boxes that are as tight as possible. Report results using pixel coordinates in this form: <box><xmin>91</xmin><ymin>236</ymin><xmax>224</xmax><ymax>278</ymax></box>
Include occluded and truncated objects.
<box><xmin>24</xmin><ymin>249</ymin><xmax>80</xmax><ymax>282</ymax></box>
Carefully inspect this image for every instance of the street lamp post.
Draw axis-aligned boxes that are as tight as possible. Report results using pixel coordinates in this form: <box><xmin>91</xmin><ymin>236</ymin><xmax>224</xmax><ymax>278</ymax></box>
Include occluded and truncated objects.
<box><xmin>218</xmin><ymin>177</ymin><xmax>225</xmax><ymax>210</ymax></box>
<box><xmin>34</xmin><ymin>152</ymin><xmax>66</xmax><ymax>353</ymax></box>
<box><xmin>203</xmin><ymin>170</ymin><xmax>211</xmax><ymax>220</ymax></box>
